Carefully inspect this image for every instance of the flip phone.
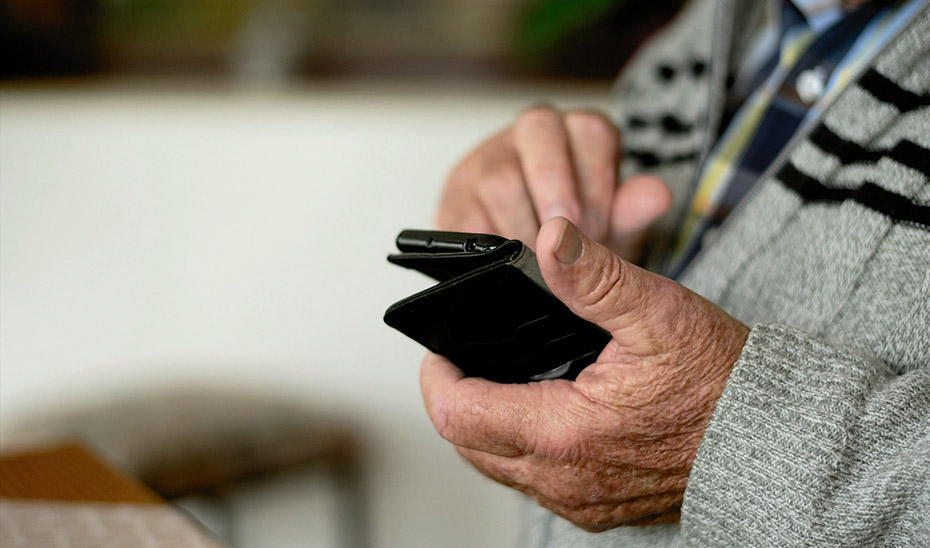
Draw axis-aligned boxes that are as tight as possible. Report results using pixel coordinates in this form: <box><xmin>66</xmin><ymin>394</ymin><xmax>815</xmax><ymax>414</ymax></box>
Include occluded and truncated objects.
<box><xmin>384</xmin><ymin>230</ymin><xmax>610</xmax><ymax>383</ymax></box>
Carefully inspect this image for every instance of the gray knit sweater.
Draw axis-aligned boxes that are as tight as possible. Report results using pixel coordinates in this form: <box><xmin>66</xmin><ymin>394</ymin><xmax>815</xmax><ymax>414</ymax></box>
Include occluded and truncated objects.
<box><xmin>524</xmin><ymin>1</ymin><xmax>930</xmax><ymax>546</ymax></box>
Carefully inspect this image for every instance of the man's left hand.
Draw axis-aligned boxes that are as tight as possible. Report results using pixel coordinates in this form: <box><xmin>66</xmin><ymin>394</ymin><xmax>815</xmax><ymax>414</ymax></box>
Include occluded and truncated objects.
<box><xmin>420</xmin><ymin>217</ymin><xmax>749</xmax><ymax>531</ymax></box>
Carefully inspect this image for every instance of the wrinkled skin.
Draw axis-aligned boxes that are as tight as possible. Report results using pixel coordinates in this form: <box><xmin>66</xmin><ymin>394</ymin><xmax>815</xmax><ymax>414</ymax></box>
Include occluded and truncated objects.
<box><xmin>424</xmin><ymin>107</ymin><xmax>749</xmax><ymax>531</ymax></box>
<box><xmin>421</xmin><ymin>219</ymin><xmax>749</xmax><ymax>530</ymax></box>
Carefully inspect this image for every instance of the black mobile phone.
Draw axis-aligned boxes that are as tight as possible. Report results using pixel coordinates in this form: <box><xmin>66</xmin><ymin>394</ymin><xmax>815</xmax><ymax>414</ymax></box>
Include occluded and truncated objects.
<box><xmin>384</xmin><ymin>230</ymin><xmax>610</xmax><ymax>383</ymax></box>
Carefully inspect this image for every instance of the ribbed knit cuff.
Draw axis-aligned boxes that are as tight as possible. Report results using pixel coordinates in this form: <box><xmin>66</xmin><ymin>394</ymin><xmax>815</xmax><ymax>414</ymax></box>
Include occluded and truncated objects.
<box><xmin>680</xmin><ymin>323</ymin><xmax>930</xmax><ymax>547</ymax></box>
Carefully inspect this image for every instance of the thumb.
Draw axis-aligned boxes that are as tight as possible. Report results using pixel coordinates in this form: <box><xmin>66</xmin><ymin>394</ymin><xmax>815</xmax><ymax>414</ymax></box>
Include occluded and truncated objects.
<box><xmin>536</xmin><ymin>217</ymin><xmax>678</xmax><ymax>346</ymax></box>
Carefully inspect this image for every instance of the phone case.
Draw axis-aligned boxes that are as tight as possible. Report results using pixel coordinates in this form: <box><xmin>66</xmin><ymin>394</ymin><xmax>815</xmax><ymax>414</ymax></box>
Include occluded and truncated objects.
<box><xmin>384</xmin><ymin>230</ymin><xmax>610</xmax><ymax>383</ymax></box>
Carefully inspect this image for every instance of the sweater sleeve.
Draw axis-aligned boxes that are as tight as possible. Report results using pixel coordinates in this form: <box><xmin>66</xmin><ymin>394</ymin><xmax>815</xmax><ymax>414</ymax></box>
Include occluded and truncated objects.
<box><xmin>681</xmin><ymin>323</ymin><xmax>930</xmax><ymax>547</ymax></box>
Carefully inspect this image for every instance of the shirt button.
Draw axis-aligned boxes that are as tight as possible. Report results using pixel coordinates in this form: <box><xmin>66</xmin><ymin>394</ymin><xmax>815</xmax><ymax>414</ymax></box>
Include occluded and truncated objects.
<box><xmin>796</xmin><ymin>66</ymin><xmax>827</xmax><ymax>104</ymax></box>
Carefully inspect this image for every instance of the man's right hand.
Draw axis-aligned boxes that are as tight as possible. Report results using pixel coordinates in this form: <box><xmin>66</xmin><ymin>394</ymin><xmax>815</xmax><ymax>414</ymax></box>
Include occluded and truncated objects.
<box><xmin>436</xmin><ymin>106</ymin><xmax>672</xmax><ymax>263</ymax></box>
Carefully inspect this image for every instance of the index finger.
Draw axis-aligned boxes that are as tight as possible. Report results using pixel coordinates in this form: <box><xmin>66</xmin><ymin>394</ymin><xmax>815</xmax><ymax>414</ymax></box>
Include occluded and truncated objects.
<box><xmin>419</xmin><ymin>352</ymin><xmax>572</xmax><ymax>457</ymax></box>
<box><xmin>512</xmin><ymin>106</ymin><xmax>583</xmax><ymax>226</ymax></box>
<box><xmin>564</xmin><ymin>111</ymin><xmax>622</xmax><ymax>241</ymax></box>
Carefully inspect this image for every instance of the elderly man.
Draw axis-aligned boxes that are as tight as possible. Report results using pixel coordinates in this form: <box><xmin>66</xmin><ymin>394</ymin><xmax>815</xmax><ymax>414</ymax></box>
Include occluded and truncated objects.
<box><xmin>420</xmin><ymin>0</ymin><xmax>929</xmax><ymax>546</ymax></box>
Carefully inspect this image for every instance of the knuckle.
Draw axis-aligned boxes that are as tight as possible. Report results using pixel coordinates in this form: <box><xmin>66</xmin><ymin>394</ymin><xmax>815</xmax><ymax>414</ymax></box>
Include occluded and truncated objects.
<box><xmin>515</xmin><ymin>105</ymin><xmax>561</xmax><ymax>130</ymax></box>
<box><xmin>566</xmin><ymin>111</ymin><xmax>619</xmax><ymax>144</ymax></box>
<box><xmin>577</xmin><ymin>253</ymin><xmax>626</xmax><ymax>311</ymax></box>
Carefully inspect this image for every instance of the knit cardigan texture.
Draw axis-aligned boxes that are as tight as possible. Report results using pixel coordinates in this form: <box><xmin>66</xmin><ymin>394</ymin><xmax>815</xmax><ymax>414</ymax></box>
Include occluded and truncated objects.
<box><xmin>523</xmin><ymin>1</ymin><xmax>930</xmax><ymax>546</ymax></box>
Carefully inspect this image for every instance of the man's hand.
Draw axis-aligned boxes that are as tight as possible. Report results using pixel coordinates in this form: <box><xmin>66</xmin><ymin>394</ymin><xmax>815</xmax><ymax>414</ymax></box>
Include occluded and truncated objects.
<box><xmin>420</xmin><ymin>218</ymin><xmax>749</xmax><ymax>531</ymax></box>
<box><xmin>437</xmin><ymin>106</ymin><xmax>671</xmax><ymax>262</ymax></box>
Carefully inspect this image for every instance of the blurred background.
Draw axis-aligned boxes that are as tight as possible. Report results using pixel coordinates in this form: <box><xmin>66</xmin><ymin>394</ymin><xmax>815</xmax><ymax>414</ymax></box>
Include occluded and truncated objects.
<box><xmin>1</xmin><ymin>0</ymin><xmax>684</xmax><ymax>80</ymax></box>
<box><xmin>1</xmin><ymin>1</ymin><xmax>684</xmax><ymax>547</ymax></box>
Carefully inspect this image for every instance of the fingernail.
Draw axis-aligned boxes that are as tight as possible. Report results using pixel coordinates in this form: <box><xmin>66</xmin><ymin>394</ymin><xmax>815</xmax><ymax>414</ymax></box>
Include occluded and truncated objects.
<box><xmin>554</xmin><ymin>219</ymin><xmax>584</xmax><ymax>264</ymax></box>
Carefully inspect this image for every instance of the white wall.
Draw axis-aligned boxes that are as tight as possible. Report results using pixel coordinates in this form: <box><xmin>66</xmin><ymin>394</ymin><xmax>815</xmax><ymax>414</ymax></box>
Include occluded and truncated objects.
<box><xmin>0</xmin><ymin>79</ymin><xmax>610</xmax><ymax>548</ymax></box>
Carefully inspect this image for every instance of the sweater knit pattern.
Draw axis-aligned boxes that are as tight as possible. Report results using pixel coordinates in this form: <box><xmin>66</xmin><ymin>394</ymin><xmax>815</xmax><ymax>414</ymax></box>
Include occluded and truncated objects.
<box><xmin>523</xmin><ymin>1</ymin><xmax>930</xmax><ymax>546</ymax></box>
